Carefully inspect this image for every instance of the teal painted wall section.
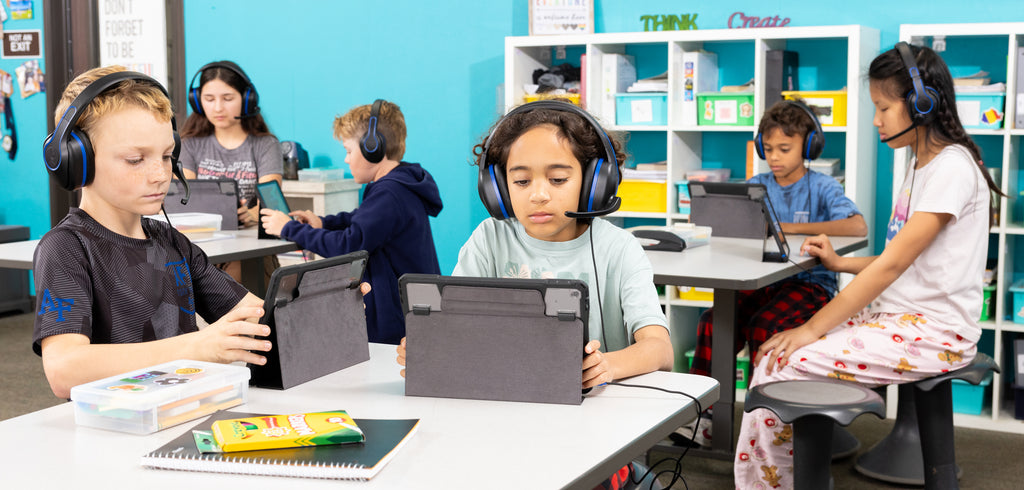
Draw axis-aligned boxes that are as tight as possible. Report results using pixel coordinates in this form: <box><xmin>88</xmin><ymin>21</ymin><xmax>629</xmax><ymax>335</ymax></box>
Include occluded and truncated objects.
<box><xmin>0</xmin><ymin>8</ymin><xmax>49</xmax><ymax>240</ymax></box>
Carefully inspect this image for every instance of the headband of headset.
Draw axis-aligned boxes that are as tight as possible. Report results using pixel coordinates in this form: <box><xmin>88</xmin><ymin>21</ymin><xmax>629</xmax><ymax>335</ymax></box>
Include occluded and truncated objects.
<box><xmin>360</xmin><ymin>99</ymin><xmax>388</xmax><ymax>163</ymax></box>
<box><xmin>477</xmin><ymin>100</ymin><xmax>621</xmax><ymax>220</ymax></box>
<box><xmin>895</xmin><ymin>42</ymin><xmax>939</xmax><ymax>124</ymax></box>
<box><xmin>43</xmin><ymin>71</ymin><xmax>184</xmax><ymax>194</ymax></box>
<box><xmin>755</xmin><ymin>99</ymin><xmax>825</xmax><ymax>161</ymax></box>
<box><xmin>187</xmin><ymin>61</ymin><xmax>259</xmax><ymax>117</ymax></box>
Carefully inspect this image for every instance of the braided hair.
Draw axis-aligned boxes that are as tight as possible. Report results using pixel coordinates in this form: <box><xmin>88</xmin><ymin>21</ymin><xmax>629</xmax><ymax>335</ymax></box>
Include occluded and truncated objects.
<box><xmin>868</xmin><ymin>43</ymin><xmax>1003</xmax><ymax>201</ymax></box>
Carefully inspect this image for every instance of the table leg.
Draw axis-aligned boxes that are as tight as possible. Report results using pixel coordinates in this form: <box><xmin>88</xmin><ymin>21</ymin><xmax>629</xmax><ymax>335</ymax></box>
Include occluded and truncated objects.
<box><xmin>710</xmin><ymin>288</ymin><xmax>738</xmax><ymax>455</ymax></box>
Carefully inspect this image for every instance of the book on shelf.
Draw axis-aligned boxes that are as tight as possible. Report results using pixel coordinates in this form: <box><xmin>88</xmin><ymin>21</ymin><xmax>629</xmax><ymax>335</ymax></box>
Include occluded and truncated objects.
<box><xmin>141</xmin><ymin>410</ymin><xmax>420</xmax><ymax>481</ymax></box>
<box><xmin>765</xmin><ymin>50</ymin><xmax>798</xmax><ymax>109</ymax></box>
<box><xmin>635</xmin><ymin>161</ymin><xmax>667</xmax><ymax>171</ymax></box>
<box><xmin>953</xmin><ymin>70</ymin><xmax>990</xmax><ymax>87</ymax></box>
<box><xmin>601</xmin><ymin>53</ymin><xmax>636</xmax><ymax>125</ymax></box>
<box><xmin>627</xmin><ymin>71</ymin><xmax>668</xmax><ymax>92</ymax></box>
<box><xmin>580</xmin><ymin>53</ymin><xmax>587</xmax><ymax>109</ymax></box>
<box><xmin>1018</xmin><ymin>48</ymin><xmax>1024</xmax><ymax>129</ymax></box>
<box><xmin>678</xmin><ymin>51</ymin><xmax>718</xmax><ymax>126</ymax></box>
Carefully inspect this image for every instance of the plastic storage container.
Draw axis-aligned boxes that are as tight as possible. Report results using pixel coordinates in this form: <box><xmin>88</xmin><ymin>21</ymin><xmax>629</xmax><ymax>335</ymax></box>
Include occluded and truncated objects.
<box><xmin>684</xmin><ymin>350</ymin><xmax>750</xmax><ymax>389</ymax></box>
<box><xmin>615</xmin><ymin>93</ymin><xmax>668</xmax><ymax>125</ymax></box>
<box><xmin>678</xmin><ymin>286</ymin><xmax>713</xmax><ymax>302</ymax></box>
<box><xmin>980</xmin><ymin>284</ymin><xmax>995</xmax><ymax>321</ymax></box>
<box><xmin>618</xmin><ymin>179</ymin><xmax>667</xmax><ymax>212</ymax></box>
<box><xmin>70</xmin><ymin>360</ymin><xmax>250</xmax><ymax>434</ymax></box>
<box><xmin>955</xmin><ymin>92</ymin><xmax>1005</xmax><ymax>129</ymax></box>
<box><xmin>685</xmin><ymin>168</ymin><xmax>731</xmax><ymax>182</ymax></box>
<box><xmin>808</xmin><ymin>158</ymin><xmax>840</xmax><ymax>176</ymax></box>
<box><xmin>1010</xmin><ymin>279</ymin><xmax>1024</xmax><ymax>323</ymax></box>
<box><xmin>676</xmin><ymin>180</ymin><xmax>690</xmax><ymax>214</ymax></box>
<box><xmin>523</xmin><ymin>92</ymin><xmax>581</xmax><ymax>106</ymax></box>
<box><xmin>298</xmin><ymin>168</ymin><xmax>347</xmax><ymax>182</ymax></box>
<box><xmin>781</xmin><ymin>90</ymin><xmax>848</xmax><ymax>126</ymax></box>
<box><xmin>951</xmin><ymin>374</ymin><xmax>992</xmax><ymax>415</ymax></box>
<box><xmin>697</xmin><ymin>92</ymin><xmax>755</xmax><ymax>126</ymax></box>
<box><xmin>145</xmin><ymin>212</ymin><xmax>222</xmax><ymax>233</ymax></box>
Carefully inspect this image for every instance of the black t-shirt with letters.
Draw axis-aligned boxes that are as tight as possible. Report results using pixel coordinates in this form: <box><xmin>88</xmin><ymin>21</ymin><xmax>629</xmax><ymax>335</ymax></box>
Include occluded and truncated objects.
<box><xmin>32</xmin><ymin>208</ymin><xmax>248</xmax><ymax>355</ymax></box>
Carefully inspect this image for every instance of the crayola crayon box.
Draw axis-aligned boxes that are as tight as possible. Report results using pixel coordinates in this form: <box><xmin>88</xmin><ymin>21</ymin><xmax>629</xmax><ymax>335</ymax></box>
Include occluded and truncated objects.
<box><xmin>70</xmin><ymin>360</ymin><xmax>249</xmax><ymax>434</ymax></box>
<box><xmin>210</xmin><ymin>410</ymin><xmax>365</xmax><ymax>452</ymax></box>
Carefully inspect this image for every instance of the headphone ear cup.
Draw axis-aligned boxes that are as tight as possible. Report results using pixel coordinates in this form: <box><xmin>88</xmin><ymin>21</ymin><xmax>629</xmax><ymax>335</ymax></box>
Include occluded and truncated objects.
<box><xmin>360</xmin><ymin>130</ymin><xmax>387</xmax><ymax>164</ymax></box>
<box><xmin>243</xmin><ymin>86</ymin><xmax>259</xmax><ymax>117</ymax></box>
<box><xmin>57</xmin><ymin>128</ymin><xmax>94</xmax><ymax>191</ymax></box>
<box><xmin>755</xmin><ymin>132</ymin><xmax>767</xmax><ymax>160</ymax></box>
<box><xmin>577</xmin><ymin>157</ymin><xmax>620</xmax><ymax>214</ymax></box>
<box><xmin>477</xmin><ymin>163</ymin><xmax>514</xmax><ymax>219</ymax></box>
<box><xmin>805</xmin><ymin>130</ymin><xmax>825</xmax><ymax>161</ymax></box>
<box><xmin>906</xmin><ymin>86</ymin><xmax>940</xmax><ymax>125</ymax></box>
<box><xmin>188</xmin><ymin>87</ymin><xmax>203</xmax><ymax>115</ymax></box>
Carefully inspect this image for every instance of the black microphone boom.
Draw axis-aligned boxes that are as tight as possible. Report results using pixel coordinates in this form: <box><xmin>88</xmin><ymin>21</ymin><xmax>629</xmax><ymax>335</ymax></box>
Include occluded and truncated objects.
<box><xmin>881</xmin><ymin>121</ymin><xmax>917</xmax><ymax>143</ymax></box>
<box><xmin>564</xmin><ymin>196</ymin><xmax>622</xmax><ymax>219</ymax></box>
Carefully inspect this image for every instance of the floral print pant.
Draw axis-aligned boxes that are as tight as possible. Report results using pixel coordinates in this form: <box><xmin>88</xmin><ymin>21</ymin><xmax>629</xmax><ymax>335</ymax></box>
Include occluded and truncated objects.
<box><xmin>733</xmin><ymin>310</ymin><xmax>977</xmax><ymax>489</ymax></box>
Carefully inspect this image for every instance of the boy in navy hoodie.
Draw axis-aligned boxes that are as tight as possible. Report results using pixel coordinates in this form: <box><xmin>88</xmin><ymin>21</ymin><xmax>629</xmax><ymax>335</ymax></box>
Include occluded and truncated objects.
<box><xmin>261</xmin><ymin>100</ymin><xmax>442</xmax><ymax>345</ymax></box>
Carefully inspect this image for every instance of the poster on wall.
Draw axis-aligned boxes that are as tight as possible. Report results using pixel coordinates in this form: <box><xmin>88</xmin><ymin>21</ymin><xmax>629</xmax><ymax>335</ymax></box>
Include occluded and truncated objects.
<box><xmin>15</xmin><ymin>59</ymin><xmax>42</xmax><ymax>98</ymax></box>
<box><xmin>8</xmin><ymin>0</ymin><xmax>31</xmax><ymax>20</ymax></box>
<box><xmin>529</xmin><ymin>0</ymin><xmax>594</xmax><ymax>36</ymax></box>
<box><xmin>97</xmin><ymin>0</ymin><xmax>168</xmax><ymax>87</ymax></box>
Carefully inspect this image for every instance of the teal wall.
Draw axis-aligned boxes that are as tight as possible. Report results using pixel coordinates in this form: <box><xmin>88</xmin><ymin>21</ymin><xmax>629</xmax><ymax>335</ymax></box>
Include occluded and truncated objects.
<box><xmin>0</xmin><ymin>8</ymin><xmax>48</xmax><ymax>240</ymax></box>
<box><xmin>6</xmin><ymin>2</ymin><xmax>1024</xmax><ymax>274</ymax></box>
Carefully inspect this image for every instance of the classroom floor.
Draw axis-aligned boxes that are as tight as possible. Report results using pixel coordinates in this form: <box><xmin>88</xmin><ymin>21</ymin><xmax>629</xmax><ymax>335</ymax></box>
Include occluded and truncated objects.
<box><xmin>2</xmin><ymin>309</ymin><xmax>1021</xmax><ymax>489</ymax></box>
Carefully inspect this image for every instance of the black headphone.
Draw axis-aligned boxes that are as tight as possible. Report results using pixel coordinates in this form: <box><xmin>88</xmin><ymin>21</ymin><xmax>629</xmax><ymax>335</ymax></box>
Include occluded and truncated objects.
<box><xmin>360</xmin><ymin>99</ymin><xmax>387</xmax><ymax>163</ymax></box>
<box><xmin>43</xmin><ymin>71</ymin><xmax>188</xmax><ymax>204</ymax></box>
<box><xmin>187</xmin><ymin>61</ymin><xmax>260</xmax><ymax>118</ymax></box>
<box><xmin>755</xmin><ymin>100</ymin><xmax>825</xmax><ymax>161</ymax></box>
<box><xmin>477</xmin><ymin>100</ymin><xmax>621</xmax><ymax>220</ymax></box>
<box><xmin>896</xmin><ymin>41</ymin><xmax>940</xmax><ymax>126</ymax></box>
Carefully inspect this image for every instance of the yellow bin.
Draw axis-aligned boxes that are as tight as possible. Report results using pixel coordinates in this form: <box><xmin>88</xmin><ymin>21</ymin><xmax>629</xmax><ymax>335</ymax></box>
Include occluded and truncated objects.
<box><xmin>782</xmin><ymin>90</ymin><xmax>847</xmax><ymax>127</ymax></box>
<box><xmin>617</xmin><ymin>179</ymin><xmax>667</xmax><ymax>212</ymax></box>
<box><xmin>523</xmin><ymin>93</ymin><xmax>581</xmax><ymax>106</ymax></box>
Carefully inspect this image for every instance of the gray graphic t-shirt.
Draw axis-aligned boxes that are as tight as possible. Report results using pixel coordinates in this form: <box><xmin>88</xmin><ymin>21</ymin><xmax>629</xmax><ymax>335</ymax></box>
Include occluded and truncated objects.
<box><xmin>179</xmin><ymin>134</ymin><xmax>283</xmax><ymax>202</ymax></box>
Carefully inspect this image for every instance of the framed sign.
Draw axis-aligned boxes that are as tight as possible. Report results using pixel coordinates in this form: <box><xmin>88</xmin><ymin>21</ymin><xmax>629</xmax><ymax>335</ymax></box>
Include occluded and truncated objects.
<box><xmin>97</xmin><ymin>0</ymin><xmax>169</xmax><ymax>87</ymax></box>
<box><xmin>529</xmin><ymin>0</ymin><xmax>594</xmax><ymax>36</ymax></box>
<box><xmin>2</xmin><ymin>30</ymin><xmax>42</xmax><ymax>59</ymax></box>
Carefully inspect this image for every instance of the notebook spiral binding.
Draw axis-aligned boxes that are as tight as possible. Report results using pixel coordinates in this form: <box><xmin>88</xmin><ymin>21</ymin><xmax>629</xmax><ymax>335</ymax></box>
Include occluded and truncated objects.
<box><xmin>142</xmin><ymin>452</ymin><xmax>369</xmax><ymax>480</ymax></box>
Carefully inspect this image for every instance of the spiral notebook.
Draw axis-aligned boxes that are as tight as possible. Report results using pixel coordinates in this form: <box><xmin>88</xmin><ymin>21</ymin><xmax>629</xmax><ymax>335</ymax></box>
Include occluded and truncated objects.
<box><xmin>141</xmin><ymin>410</ymin><xmax>420</xmax><ymax>480</ymax></box>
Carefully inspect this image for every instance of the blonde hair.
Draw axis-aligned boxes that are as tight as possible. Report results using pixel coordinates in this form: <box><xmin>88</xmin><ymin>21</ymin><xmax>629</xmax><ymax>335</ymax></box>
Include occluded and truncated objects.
<box><xmin>54</xmin><ymin>65</ymin><xmax>174</xmax><ymax>136</ymax></box>
<box><xmin>333</xmin><ymin>100</ymin><xmax>406</xmax><ymax>161</ymax></box>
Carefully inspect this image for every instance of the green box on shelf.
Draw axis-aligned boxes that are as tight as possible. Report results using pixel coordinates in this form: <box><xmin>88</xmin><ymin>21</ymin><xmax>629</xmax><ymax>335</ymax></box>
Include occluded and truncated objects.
<box><xmin>684</xmin><ymin>349</ymin><xmax>750</xmax><ymax>389</ymax></box>
<box><xmin>980</xmin><ymin>284</ymin><xmax>994</xmax><ymax>321</ymax></box>
<box><xmin>697</xmin><ymin>92</ymin><xmax>755</xmax><ymax>126</ymax></box>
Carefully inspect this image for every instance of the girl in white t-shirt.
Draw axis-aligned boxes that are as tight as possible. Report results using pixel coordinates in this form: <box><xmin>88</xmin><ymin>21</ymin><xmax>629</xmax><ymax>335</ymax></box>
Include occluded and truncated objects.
<box><xmin>734</xmin><ymin>43</ymin><xmax>1004</xmax><ymax>489</ymax></box>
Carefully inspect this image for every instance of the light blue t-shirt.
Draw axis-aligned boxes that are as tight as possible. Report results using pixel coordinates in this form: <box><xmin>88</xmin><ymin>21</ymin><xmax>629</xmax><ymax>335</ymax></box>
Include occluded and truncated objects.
<box><xmin>749</xmin><ymin>170</ymin><xmax>862</xmax><ymax>295</ymax></box>
<box><xmin>453</xmin><ymin>218</ymin><xmax>669</xmax><ymax>352</ymax></box>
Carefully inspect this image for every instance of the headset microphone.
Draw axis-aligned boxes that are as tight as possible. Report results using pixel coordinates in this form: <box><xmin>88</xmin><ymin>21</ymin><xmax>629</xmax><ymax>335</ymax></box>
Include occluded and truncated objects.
<box><xmin>564</xmin><ymin>197</ymin><xmax>621</xmax><ymax>219</ymax></box>
<box><xmin>178</xmin><ymin>174</ymin><xmax>191</xmax><ymax>205</ymax></box>
<box><xmin>880</xmin><ymin>120</ymin><xmax>918</xmax><ymax>143</ymax></box>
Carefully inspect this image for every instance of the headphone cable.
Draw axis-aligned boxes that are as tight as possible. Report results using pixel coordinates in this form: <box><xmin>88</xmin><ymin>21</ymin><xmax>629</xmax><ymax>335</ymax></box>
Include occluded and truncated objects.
<box><xmin>588</xmin><ymin>222</ymin><xmax>608</xmax><ymax>351</ymax></box>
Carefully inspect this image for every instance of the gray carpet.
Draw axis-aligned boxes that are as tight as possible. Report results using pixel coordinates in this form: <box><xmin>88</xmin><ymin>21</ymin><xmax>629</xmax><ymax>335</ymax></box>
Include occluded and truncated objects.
<box><xmin>2</xmin><ymin>310</ymin><xmax>1021</xmax><ymax>488</ymax></box>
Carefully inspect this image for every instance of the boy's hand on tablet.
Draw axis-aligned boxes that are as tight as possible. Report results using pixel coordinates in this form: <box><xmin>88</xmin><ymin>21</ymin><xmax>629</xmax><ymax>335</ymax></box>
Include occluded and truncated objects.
<box><xmin>259</xmin><ymin>208</ymin><xmax>291</xmax><ymax>236</ymax></box>
<box><xmin>196</xmin><ymin>305</ymin><xmax>272</xmax><ymax>365</ymax></box>
<box><xmin>288</xmin><ymin>210</ymin><xmax>322</xmax><ymax>228</ymax></box>
<box><xmin>396</xmin><ymin>337</ymin><xmax>407</xmax><ymax>378</ymax></box>
<box><xmin>582</xmin><ymin>339</ymin><xmax>612</xmax><ymax>389</ymax></box>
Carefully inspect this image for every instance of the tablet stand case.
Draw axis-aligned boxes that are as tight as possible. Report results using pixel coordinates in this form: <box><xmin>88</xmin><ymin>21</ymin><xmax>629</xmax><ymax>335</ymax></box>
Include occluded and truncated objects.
<box><xmin>248</xmin><ymin>251</ymin><xmax>370</xmax><ymax>390</ymax></box>
<box><xmin>403</xmin><ymin>277</ymin><xmax>586</xmax><ymax>405</ymax></box>
<box><xmin>164</xmin><ymin>178</ymin><xmax>240</xmax><ymax>231</ymax></box>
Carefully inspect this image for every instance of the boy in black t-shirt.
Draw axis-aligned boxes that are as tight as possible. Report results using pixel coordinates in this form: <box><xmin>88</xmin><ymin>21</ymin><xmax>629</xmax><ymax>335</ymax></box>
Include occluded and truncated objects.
<box><xmin>33</xmin><ymin>66</ymin><xmax>272</xmax><ymax>399</ymax></box>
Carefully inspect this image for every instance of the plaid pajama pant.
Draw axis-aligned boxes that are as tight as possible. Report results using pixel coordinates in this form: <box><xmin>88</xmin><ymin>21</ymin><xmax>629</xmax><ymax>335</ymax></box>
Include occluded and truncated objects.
<box><xmin>689</xmin><ymin>280</ymin><xmax>831</xmax><ymax>377</ymax></box>
<box><xmin>733</xmin><ymin>310</ymin><xmax>976</xmax><ymax>489</ymax></box>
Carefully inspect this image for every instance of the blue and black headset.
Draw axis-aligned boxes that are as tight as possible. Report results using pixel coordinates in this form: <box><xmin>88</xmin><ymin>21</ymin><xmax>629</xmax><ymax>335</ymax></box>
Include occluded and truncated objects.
<box><xmin>477</xmin><ymin>100</ymin><xmax>622</xmax><ymax>220</ymax></box>
<box><xmin>360</xmin><ymin>99</ymin><xmax>388</xmax><ymax>163</ymax></box>
<box><xmin>187</xmin><ymin>60</ymin><xmax>260</xmax><ymax>119</ymax></box>
<box><xmin>43</xmin><ymin>71</ymin><xmax>187</xmax><ymax>203</ymax></box>
<box><xmin>755</xmin><ymin>99</ymin><xmax>825</xmax><ymax>161</ymax></box>
<box><xmin>895</xmin><ymin>41</ymin><xmax>940</xmax><ymax>126</ymax></box>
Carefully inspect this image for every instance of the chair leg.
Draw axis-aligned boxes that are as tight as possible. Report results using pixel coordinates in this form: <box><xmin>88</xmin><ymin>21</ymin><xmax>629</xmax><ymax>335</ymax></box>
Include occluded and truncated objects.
<box><xmin>793</xmin><ymin>416</ymin><xmax>835</xmax><ymax>490</ymax></box>
<box><xmin>831</xmin><ymin>424</ymin><xmax>860</xmax><ymax>460</ymax></box>
<box><xmin>855</xmin><ymin>384</ymin><xmax>925</xmax><ymax>484</ymax></box>
<box><xmin>915</xmin><ymin>381</ymin><xmax>959</xmax><ymax>490</ymax></box>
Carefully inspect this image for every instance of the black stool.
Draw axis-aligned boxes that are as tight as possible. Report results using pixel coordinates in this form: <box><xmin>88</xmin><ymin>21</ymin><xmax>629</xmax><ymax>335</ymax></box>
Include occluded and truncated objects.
<box><xmin>855</xmin><ymin>353</ymin><xmax>999</xmax><ymax>489</ymax></box>
<box><xmin>745</xmin><ymin>379</ymin><xmax>885</xmax><ymax>490</ymax></box>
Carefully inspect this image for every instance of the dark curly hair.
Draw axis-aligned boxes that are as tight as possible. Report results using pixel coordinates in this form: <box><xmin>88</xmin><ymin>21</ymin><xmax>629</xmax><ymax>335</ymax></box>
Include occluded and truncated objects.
<box><xmin>472</xmin><ymin>100</ymin><xmax>627</xmax><ymax>171</ymax></box>
<box><xmin>758</xmin><ymin>100</ymin><xmax>817</xmax><ymax>144</ymax></box>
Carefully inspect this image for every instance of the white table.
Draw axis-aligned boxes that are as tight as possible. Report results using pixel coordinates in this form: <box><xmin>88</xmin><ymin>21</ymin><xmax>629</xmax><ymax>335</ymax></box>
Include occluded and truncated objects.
<box><xmin>0</xmin><ymin>228</ymin><xmax>298</xmax><ymax>296</ymax></box>
<box><xmin>0</xmin><ymin>343</ymin><xmax>719</xmax><ymax>489</ymax></box>
<box><xmin>646</xmin><ymin>235</ymin><xmax>868</xmax><ymax>458</ymax></box>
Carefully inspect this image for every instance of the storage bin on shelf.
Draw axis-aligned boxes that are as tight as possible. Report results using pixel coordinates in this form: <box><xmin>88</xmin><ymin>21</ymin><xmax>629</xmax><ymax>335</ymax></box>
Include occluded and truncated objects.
<box><xmin>1009</xmin><ymin>279</ymin><xmax>1024</xmax><ymax>323</ymax></box>
<box><xmin>951</xmin><ymin>374</ymin><xmax>992</xmax><ymax>415</ymax></box>
<box><xmin>808</xmin><ymin>158</ymin><xmax>840</xmax><ymax>177</ymax></box>
<box><xmin>145</xmin><ymin>212</ymin><xmax>222</xmax><ymax>233</ymax></box>
<box><xmin>781</xmin><ymin>90</ymin><xmax>848</xmax><ymax>126</ymax></box>
<box><xmin>685</xmin><ymin>168</ymin><xmax>731</xmax><ymax>182</ymax></box>
<box><xmin>684</xmin><ymin>349</ymin><xmax>751</xmax><ymax>389</ymax></box>
<box><xmin>615</xmin><ymin>92</ymin><xmax>668</xmax><ymax>125</ymax></box>
<box><xmin>523</xmin><ymin>92</ymin><xmax>581</xmax><ymax>106</ymax></box>
<box><xmin>618</xmin><ymin>179</ymin><xmax>667</xmax><ymax>212</ymax></box>
<box><xmin>678</xmin><ymin>286</ymin><xmax>713</xmax><ymax>302</ymax></box>
<box><xmin>980</xmin><ymin>284</ymin><xmax>995</xmax><ymax>321</ymax></box>
<box><xmin>676</xmin><ymin>180</ymin><xmax>690</xmax><ymax>214</ymax></box>
<box><xmin>697</xmin><ymin>92</ymin><xmax>755</xmax><ymax>126</ymax></box>
<box><xmin>955</xmin><ymin>92</ymin><xmax>1004</xmax><ymax>129</ymax></box>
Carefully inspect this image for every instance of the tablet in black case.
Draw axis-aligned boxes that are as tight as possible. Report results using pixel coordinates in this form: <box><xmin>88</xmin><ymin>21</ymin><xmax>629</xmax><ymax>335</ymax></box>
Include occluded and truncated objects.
<box><xmin>248</xmin><ymin>251</ymin><xmax>369</xmax><ymax>389</ymax></box>
<box><xmin>400</xmin><ymin>274</ymin><xmax>589</xmax><ymax>405</ymax></box>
